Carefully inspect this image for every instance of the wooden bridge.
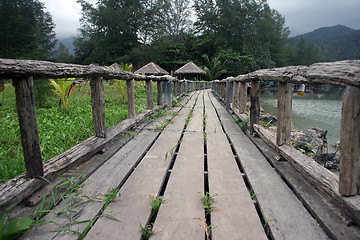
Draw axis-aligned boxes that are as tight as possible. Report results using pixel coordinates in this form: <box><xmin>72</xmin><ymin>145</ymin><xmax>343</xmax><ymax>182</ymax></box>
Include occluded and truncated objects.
<box><xmin>0</xmin><ymin>59</ymin><xmax>360</xmax><ymax>239</ymax></box>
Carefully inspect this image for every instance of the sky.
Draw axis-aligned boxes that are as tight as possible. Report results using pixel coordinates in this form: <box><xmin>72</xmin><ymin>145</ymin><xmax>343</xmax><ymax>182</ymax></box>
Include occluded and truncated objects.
<box><xmin>41</xmin><ymin>0</ymin><xmax>360</xmax><ymax>38</ymax></box>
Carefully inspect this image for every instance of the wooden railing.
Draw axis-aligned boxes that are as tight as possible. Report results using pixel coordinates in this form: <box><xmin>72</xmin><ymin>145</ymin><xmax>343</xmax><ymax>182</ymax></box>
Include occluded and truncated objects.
<box><xmin>211</xmin><ymin>60</ymin><xmax>360</xmax><ymax>197</ymax></box>
<box><xmin>0</xmin><ymin>58</ymin><xmax>210</xmax><ymax>179</ymax></box>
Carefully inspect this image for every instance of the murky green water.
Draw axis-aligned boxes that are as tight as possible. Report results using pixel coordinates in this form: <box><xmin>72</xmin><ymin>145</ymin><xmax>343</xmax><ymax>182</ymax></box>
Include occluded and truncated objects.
<box><xmin>260</xmin><ymin>90</ymin><xmax>345</xmax><ymax>146</ymax></box>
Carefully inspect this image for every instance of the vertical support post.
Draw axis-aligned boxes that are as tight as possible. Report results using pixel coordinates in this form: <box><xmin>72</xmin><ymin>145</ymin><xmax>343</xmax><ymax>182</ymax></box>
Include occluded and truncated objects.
<box><xmin>226</xmin><ymin>79</ymin><xmax>232</xmax><ymax>110</ymax></box>
<box><xmin>250</xmin><ymin>80</ymin><xmax>260</xmax><ymax>135</ymax></box>
<box><xmin>145</xmin><ymin>79</ymin><xmax>154</xmax><ymax>109</ymax></box>
<box><xmin>202</xmin><ymin>81</ymin><xmax>205</xmax><ymax>90</ymax></box>
<box><xmin>232</xmin><ymin>81</ymin><xmax>239</xmax><ymax>110</ymax></box>
<box><xmin>239</xmin><ymin>82</ymin><xmax>247</xmax><ymax>113</ymax></box>
<box><xmin>184</xmin><ymin>81</ymin><xmax>188</xmax><ymax>93</ymax></box>
<box><xmin>13</xmin><ymin>76</ymin><xmax>43</xmax><ymax>177</ymax></box>
<box><xmin>174</xmin><ymin>80</ymin><xmax>179</xmax><ymax>98</ymax></box>
<box><xmin>276</xmin><ymin>82</ymin><xmax>292</xmax><ymax>146</ymax></box>
<box><xmin>214</xmin><ymin>81</ymin><xmax>218</xmax><ymax>96</ymax></box>
<box><xmin>339</xmin><ymin>86</ymin><xmax>360</xmax><ymax>196</ymax></box>
<box><xmin>161</xmin><ymin>81</ymin><xmax>167</xmax><ymax>104</ymax></box>
<box><xmin>90</xmin><ymin>77</ymin><xmax>107</xmax><ymax>138</ymax></box>
<box><xmin>157</xmin><ymin>81</ymin><xmax>163</xmax><ymax>105</ymax></box>
<box><xmin>127</xmin><ymin>79</ymin><xmax>136</xmax><ymax>119</ymax></box>
<box><xmin>166</xmin><ymin>80</ymin><xmax>173</xmax><ymax>104</ymax></box>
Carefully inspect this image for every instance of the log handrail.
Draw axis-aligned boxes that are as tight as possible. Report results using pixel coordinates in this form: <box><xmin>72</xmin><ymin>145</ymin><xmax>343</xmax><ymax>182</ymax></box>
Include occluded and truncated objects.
<box><xmin>0</xmin><ymin>58</ymin><xmax>210</xmax><ymax>180</ymax></box>
<box><xmin>211</xmin><ymin>59</ymin><xmax>360</xmax><ymax>197</ymax></box>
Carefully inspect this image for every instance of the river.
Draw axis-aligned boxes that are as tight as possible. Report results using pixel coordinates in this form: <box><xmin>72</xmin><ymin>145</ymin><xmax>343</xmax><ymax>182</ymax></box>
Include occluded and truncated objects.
<box><xmin>260</xmin><ymin>89</ymin><xmax>345</xmax><ymax>146</ymax></box>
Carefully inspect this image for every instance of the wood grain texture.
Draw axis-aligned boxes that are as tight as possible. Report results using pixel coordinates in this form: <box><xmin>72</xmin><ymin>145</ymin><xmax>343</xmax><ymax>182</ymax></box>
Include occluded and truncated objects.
<box><xmin>90</xmin><ymin>77</ymin><xmax>106</xmax><ymax>138</ymax></box>
<box><xmin>276</xmin><ymin>82</ymin><xmax>292</xmax><ymax>146</ymax></box>
<box><xmin>239</xmin><ymin>82</ymin><xmax>247</xmax><ymax>114</ymax></box>
<box><xmin>250</xmin><ymin>80</ymin><xmax>260</xmax><ymax>135</ymax></box>
<box><xmin>13</xmin><ymin>76</ymin><xmax>43</xmax><ymax>178</ymax></box>
<box><xmin>339</xmin><ymin>86</ymin><xmax>360</xmax><ymax>196</ymax></box>
<box><xmin>127</xmin><ymin>79</ymin><xmax>136</xmax><ymax>119</ymax></box>
<box><xmin>145</xmin><ymin>79</ymin><xmax>154</xmax><ymax>109</ymax></box>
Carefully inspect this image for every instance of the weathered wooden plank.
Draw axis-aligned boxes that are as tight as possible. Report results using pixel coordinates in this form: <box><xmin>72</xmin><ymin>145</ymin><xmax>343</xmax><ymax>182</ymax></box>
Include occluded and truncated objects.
<box><xmin>20</xmin><ymin>128</ymin><xmax>159</xmax><ymax>240</ymax></box>
<box><xmin>250</xmin><ymin>135</ymin><xmax>360</xmax><ymax>240</ymax></box>
<box><xmin>205</xmin><ymin>98</ymin><xmax>267</xmax><ymax>240</ymax></box>
<box><xmin>210</xmin><ymin>95</ymin><xmax>329</xmax><ymax>240</ymax></box>
<box><xmin>90</xmin><ymin>77</ymin><xmax>106</xmax><ymax>138</ymax></box>
<box><xmin>13</xmin><ymin>76</ymin><xmax>43</xmax><ymax>178</ymax></box>
<box><xmin>84</xmin><ymin>103</ymin><xmax>192</xmax><ymax>240</ymax></box>
<box><xmin>253</xmin><ymin>124</ymin><xmax>360</xmax><ymax>226</ymax></box>
<box><xmin>339</xmin><ymin>86</ymin><xmax>360</xmax><ymax>196</ymax></box>
<box><xmin>127</xmin><ymin>79</ymin><xmax>136</xmax><ymax>119</ymax></box>
<box><xmin>276</xmin><ymin>82</ymin><xmax>292</xmax><ymax>146</ymax></box>
<box><xmin>250</xmin><ymin>80</ymin><xmax>260</xmax><ymax>135</ymax></box>
<box><xmin>186</xmin><ymin>91</ymin><xmax>203</xmax><ymax>132</ymax></box>
<box><xmin>151</xmin><ymin>132</ymin><xmax>204</xmax><ymax>240</ymax></box>
<box><xmin>146</xmin><ymin>79</ymin><xmax>154</xmax><ymax>109</ymax></box>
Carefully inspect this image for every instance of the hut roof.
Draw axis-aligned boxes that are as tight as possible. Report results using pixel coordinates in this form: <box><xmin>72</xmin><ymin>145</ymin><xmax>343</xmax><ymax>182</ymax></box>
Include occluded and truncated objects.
<box><xmin>174</xmin><ymin>61</ymin><xmax>206</xmax><ymax>75</ymax></box>
<box><xmin>134</xmin><ymin>62</ymin><xmax>169</xmax><ymax>75</ymax></box>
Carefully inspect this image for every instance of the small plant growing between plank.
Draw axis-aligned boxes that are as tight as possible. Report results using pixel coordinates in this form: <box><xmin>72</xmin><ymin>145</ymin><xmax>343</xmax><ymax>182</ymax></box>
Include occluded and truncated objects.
<box><xmin>199</xmin><ymin>192</ymin><xmax>217</xmax><ymax>215</ymax></box>
<box><xmin>140</xmin><ymin>223</ymin><xmax>154</xmax><ymax>240</ymax></box>
<box><xmin>148</xmin><ymin>195</ymin><xmax>165</xmax><ymax>212</ymax></box>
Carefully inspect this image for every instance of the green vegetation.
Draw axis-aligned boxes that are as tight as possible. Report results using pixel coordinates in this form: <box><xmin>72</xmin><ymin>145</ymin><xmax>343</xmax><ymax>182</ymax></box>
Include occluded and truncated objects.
<box><xmin>140</xmin><ymin>223</ymin><xmax>154</xmax><ymax>240</ymax></box>
<box><xmin>199</xmin><ymin>192</ymin><xmax>217</xmax><ymax>215</ymax></box>
<box><xmin>148</xmin><ymin>195</ymin><xmax>165</xmax><ymax>212</ymax></box>
<box><xmin>0</xmin><ymin>81</ymin><xmax>150</xmax><ymax>181</ymax></box>
<box><xmin>0</xmin><ymin>0</ymin><xmax>56</xmax><ymax>60</ymax></box>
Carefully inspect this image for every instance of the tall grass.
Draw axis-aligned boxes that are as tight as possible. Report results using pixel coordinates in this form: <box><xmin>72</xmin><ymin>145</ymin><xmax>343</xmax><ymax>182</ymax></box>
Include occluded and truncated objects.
<box><xmin>0</xmin><ymin>80</ymin><xmax>156</xmax><ymax>182</ymax></box>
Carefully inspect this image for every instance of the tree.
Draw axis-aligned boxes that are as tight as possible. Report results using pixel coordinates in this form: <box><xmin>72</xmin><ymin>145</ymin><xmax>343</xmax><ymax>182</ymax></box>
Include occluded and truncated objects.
<box><xmin>75</xmin><ymin>0</ymin><xmax>143</xmax><ymax>65</ymax></box>
<box><xmin>203</xmin><ymin>54</ymin><xmax>226</xmax><ymax>80</ymax></box>
<box><xmin>194</xmin><ymin>0</ymin><xmax>289</xmax><ymax>73</ymax></box>
<box><xmin>0</xmin><ymin>0</ymin><xmax>56</xmax><ymax>60</ymax></box>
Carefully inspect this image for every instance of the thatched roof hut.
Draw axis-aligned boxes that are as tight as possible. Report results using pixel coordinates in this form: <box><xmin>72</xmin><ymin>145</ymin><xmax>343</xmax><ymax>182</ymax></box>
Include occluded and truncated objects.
<box><xmin>174</xmin><ymin>61</ymin><xmax>206</xmax><ymax>80</ymax></box>
<box><xmin>134</xmin><ymin>62</ymin><xmax>169</xmax><ymax>75</ymax></box>
<box><xmin>174</xmin><ymin>61</ymin><xmax>206</xmax><ymax>75</ymax></box>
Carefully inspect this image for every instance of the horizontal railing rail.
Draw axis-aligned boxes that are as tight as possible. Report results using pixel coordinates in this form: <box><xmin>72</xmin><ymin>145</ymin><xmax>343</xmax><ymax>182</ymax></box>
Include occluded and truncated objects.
<box><xmin>0</xmin><ymin>58</ymin><xmax>210</xmax><ymax>180</ymax></box>
<box><xmin>211</xmin><ymin>60</ymin><xmax>360</xmax><ymax>197</ymax></box>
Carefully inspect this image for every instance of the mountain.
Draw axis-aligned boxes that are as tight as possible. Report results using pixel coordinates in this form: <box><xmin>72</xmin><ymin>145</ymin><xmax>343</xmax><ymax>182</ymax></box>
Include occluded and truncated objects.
<box><xmin>290</xmin><ymin>25</ymin><xmax>360</xmax><ymax>61</ymax></box>
<box><xmin>55</xmin><ymin>36</ymin><xmax>76</xmax><ymax>55</ymax></box>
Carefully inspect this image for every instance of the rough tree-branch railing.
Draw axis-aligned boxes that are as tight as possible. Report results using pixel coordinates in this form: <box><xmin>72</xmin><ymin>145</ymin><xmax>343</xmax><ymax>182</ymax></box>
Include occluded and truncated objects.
<box><xmin>211</xmin><ymin>60</ymin><xmax>360</xmax><ymax>225</ymax></box>
<box><xmin>0</xmin><ymin>58</ymin><xmax>210</xmax><ymax>180</ymax></box>
<box><xmin>211</xmin><ymin>60</ymin><xmax>360</xmax><ymax>199</ymax></box>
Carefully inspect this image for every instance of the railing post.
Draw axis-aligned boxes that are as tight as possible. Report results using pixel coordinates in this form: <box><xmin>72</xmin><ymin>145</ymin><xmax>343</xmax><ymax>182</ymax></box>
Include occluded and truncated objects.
<box><xmin>232</xmin><ymin>81</ymin><xmax>239</xmax><ymax>110</ymax></box>
<box><xmin>213</xmin><ymin>80</ymin><xmax>218</xmax><ymax>96</ymax></box>
<box><xmin>166</xmin><ymin>80</ymin><xmax>173</xmax><ymax>104</ymax></box>
<box><xmin>145</xmin><ymin>79</ymin><xmax>154</xmax><ymax>109</ymax></box>
<box><xmin>226</xmin><ymin>79</ymin><xmax>232</xmax><ymax>110</ymax></box>
<box><xmin>339</xmin><ymin>86</ymin><xmax>360</xmax><ymax>196</ymax></box>
<box><xmin>161</xmin><ymin>81</ymin><xmax>167</xmax><ymax>104</ymax></box>
<box><xmin>13</xmin><ymin>76</ymin><xmax>43</xmax><ymax>177</ymax></box>
<box><xmin>276</xmin><ymin>82</ymin><xmax>292</xmax><ymax>146</ymax></box>
<box><xmin>157</xmin><ymin>81</ymin><xmax>163</xmax><ymax>105</ymax></box>
<box><xmin>202</xmin><ymin>81</ymin><xmax>205</xmax><ymax>90</ymax></box>
<box><xmin>174</xmin><ymin>80</ymin><xmax>179</xmax><ymax>98</ymax></box>
<box><xmin>184</xmin><ymin>81</ymin><xmax>188</xmax><ymax>93</ymax></box>
<box><xmin>90</xmin><ymin>77</ymin><xmax>107</xmax><ymax>138</ymax></box>
<box><xmin>239</xmin><ymin>82</ymin><xmax>247</xmax><ymax>113</ymax></box>
<box><xmin>127</xmin><ymin>79</ymin><xmax>136</xmax><ymax>119</ymax></box>
<box><xmin>250</xmin><ymin>80</ymin><xmax>260</xmax><ymax>135</ymax></box>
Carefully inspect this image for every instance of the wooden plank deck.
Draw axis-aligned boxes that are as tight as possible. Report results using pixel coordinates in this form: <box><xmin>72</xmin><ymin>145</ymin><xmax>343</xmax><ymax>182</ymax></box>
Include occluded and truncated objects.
<box><xmin>21</xmin><ymin>89</ymin><xmax>335</xmax><ymax>240</ymax></box>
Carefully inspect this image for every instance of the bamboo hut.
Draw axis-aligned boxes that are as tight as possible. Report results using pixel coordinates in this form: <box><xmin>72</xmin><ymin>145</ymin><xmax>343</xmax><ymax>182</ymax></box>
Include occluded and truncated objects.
<box><xmin>174</xmin><ymin>61</ymin><xmax>206</xmax><ymax>80</ymax></box>
<box><xmin>134</xmin><ymin>62</ymin><xmax>169</xmax><ymax>75</ymax></box>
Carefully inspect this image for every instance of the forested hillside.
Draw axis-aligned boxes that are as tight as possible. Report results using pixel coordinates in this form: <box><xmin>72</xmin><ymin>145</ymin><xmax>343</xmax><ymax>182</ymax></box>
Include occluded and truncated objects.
<box><xmin>290</xmin><ymin>25</ymin><xmax>360</xmax><ymax>62</ymax></box>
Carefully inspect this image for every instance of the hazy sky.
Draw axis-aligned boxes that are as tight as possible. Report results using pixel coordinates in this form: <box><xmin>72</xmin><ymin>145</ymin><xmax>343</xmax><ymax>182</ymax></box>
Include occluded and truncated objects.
<box><xmin>42</xmin><ymin>0</ymin><xmax>360</xmax><ymax>38</ymax></box>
